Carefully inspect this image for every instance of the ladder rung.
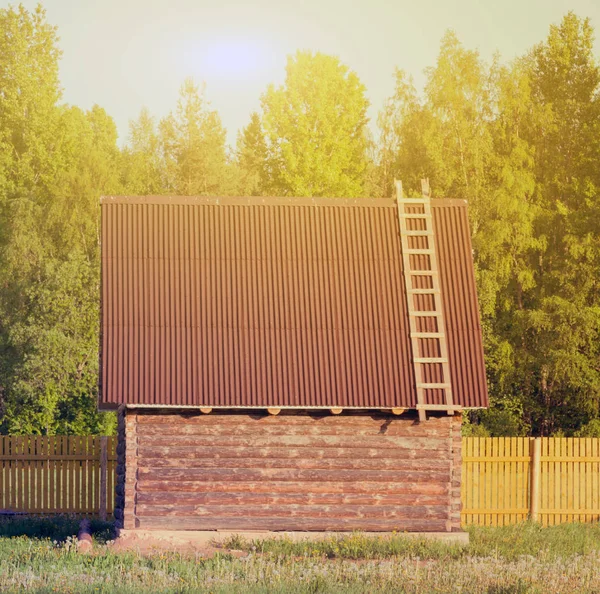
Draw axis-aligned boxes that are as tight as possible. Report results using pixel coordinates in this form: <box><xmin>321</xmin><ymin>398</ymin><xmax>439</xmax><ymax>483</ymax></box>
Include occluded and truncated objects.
<box><xmin>410</xmin><ymin>311</ymin><xmax>442</xmax><ymax>317</ymax></box>
<box><xmin>416</xmin><ymin>404</ymin><xmax>462</xmax><ymax>411</ymax></box>
<box><xmin>416</xmin><ymin>383</ymin><xmax>451</xmax><ymax>389</ymax></box>
<box><xmin>410</xmin><ymin>270</ymin><xmax>437</xmax><ymax>276</ymax></box>
<box><xmin>398</xmin><ymin>198</ymin><xmax>428</xmax><ymax>204</ymax></box>
<box><xmin>403</xmin><ymin>230</ymin><xmax>433</xmax><ymax>236</ymax></box>
<box><xmin>405</xmin><ymin>249</ymin><xmax>434</xmax><ymax>255</ymax></box>
<box><xmin>401</xmin><ymin>214</ymin><xmax>431</xmax><ymax>219</ymax></box>
<box><xmin>414</xmin><ymin>357</ymin><xmax>448</xmax><ymax>363</ymax></box>
<box><xmin>407</xmin><ymin>289</ymin><xmax>440</xmax><ymax>295</ymax></box>
<box><xmin>411</xmin><ymin>332</ymin><xmax>444</xmax><ymax>338</ymax></box>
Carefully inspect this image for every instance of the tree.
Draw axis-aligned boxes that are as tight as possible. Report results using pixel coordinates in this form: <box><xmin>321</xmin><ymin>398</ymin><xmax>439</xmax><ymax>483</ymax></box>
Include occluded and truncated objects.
<box><xmin>0</xmin><ymin>102</ymin><xmax>122</xmax><ymax>435</ymax></box>
<box><xmin>515</xmin><ymin>13</ymin><xmax>600</xmax><ymax>434</ymax></box>
<box><xmin>378</xmin><ymin>23</ymin><xmax>600</xmax><ymax>436</ymax></box>
<box><xmin>235</xmin><ymin>112</ymin><xmax>267</xmax><ymax>196</ymax></box>
<box><xmin>159</xmin><ymin>78</ymin><xmax>230</xmax><ymax>195</ymax></box>
<box><xmin>0</xmin><ymin>4</ymin><xmax>65</xmax><ymax>429</ymax></box>
<box><xmin>0</xmin><ymin>5</ymin><xmax>118</xmax><ymax>434</ymax></box>
<box><xmin>121</xmin><ymin>107</ymin><xmax>164</xmax><ymax>195</ymax></box>
<box><xmin>376</xmin><ymin>70</ymin><xmax>435</xmax><ymax>198</ymax></box>
<box><xmin>0</xmin><ymin>3</ymin><xmax>62</xmax><ymax>203</ymax></box>
<box><xmin>259</xmin><ymin>51</ymin><xmax>370</xmax><ymax>197</ymax></box>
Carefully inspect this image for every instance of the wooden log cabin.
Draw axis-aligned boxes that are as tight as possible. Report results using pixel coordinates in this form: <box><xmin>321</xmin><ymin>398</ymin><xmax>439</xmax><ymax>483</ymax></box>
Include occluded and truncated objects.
<box><xmin>99</xmin><ymin>181</ymin><xmax>488</xmax><ymax>535</ymax></box>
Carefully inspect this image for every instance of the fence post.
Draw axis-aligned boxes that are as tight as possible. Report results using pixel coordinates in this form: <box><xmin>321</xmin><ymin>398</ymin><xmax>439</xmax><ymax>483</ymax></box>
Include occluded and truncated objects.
<box><xmin>99</xmin><ymin>436</ymin><xmax>108</xmax><ymax>521</ymax></box>
<box><xmin>530</xmin><ymin>437</ymin><xmax>541</xmax><ymax>522</ymax></box>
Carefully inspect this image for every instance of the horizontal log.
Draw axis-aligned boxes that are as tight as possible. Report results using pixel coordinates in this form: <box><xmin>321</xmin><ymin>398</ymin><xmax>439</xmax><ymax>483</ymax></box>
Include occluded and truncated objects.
<box><xmin>135</xmin><ymin>435</ymin><xmax>452</xmax><ymax>451</ymax></box>
<box><xmin>133</xmin><ymin>413</ymin><xmax>425</xmax><ymax>424</ymax></box>
<box><xmin>133</xmin><ymin>412</ymin><xmax>447</xmax><ymax>426</ymax></box>
<box><xmin>135</xmin><ymin>491</ymin><xmax>449</xmax><ymax>507</ymax></box>
<box><xmin>137</xmin><ymin>467</ymin><xmax>451</xmax><ymax>483</ymax></box>
<box><xmin>137</xmin><ymin>515</ymin><xmax>450</xmax><ymax>532</ymax></box>
<box><xmin>134</xmin><ymin>504</ymin><xmax>449</xmax><ymax>521</ymax></box>
<box><xmin>137</xmin><ymin>457</ymin><xmax>451</xmax><ymax>472</ymax></box>
<box><xmin>134</xmin><ymin>412</ymin><xmax>451</xmax><ymax>426</ymax></box>
<box><xmin>135</xmin><ymin>445</ymin><xmax>451</xmax><ymax>461</ymax></box>
<box><xmin>137</xmin><ymin>480</ymin><xmax>449</xmax><ymax>496</ymax></box>
<box><xmin>134</xmin><ymin>421</ymin><xmax>452</xmax><ymax>439</ymax></box>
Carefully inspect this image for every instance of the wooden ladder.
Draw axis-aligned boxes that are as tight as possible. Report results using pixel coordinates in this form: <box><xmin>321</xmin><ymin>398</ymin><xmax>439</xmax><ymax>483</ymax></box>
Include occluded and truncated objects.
<box><xmin>395</xmin><ymin>179</ymin><xmax>459</xmax><ymax>421</ymax></box>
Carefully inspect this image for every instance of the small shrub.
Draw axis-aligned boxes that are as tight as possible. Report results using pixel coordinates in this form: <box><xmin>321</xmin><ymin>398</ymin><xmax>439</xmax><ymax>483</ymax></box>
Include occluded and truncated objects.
<box><xmin>220</xmin><ymin>533</ymin><xmax>249</xmax><ymax>550</ymax></box>
<box><xmin>0</xmin><ymin>514</ymin><xmax>115</xmax><ymax>542</ymax></box>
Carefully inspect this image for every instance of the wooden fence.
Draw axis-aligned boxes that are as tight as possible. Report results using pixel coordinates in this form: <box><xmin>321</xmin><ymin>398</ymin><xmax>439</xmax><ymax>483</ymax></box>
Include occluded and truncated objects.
<box><xmin>462</xmin><ymin>437</ymin><xmax>600</xmax><ymax>526</ymax></box>
<box><xmin>1</xmin><ymin>435</ymin><xmax>599</xmax><ymax>526</ymax></box>
<box><xmin>0</xmin><ymin>436</ymin><xmax>117</xmax><ymax>518</ymax></box>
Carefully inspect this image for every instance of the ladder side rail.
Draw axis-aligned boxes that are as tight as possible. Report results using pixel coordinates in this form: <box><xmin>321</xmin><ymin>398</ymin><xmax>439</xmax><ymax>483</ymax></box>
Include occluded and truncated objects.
<box><xmin>397</xmin><ymin>201</ymin><xmax>427</xmax><ymax>422</ymax></box>
<box><xmin>422</xmin><ymin>200</ymin><xmax>454</xmax><ymax>411</ymax></box>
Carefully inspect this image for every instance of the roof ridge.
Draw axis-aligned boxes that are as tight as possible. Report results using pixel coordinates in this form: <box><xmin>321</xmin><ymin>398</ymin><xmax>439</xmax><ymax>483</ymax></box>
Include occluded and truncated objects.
<box><xmin>100</xmin><ymin>196</ymin><xmax>468</xmax><ymax>207</ymax></box>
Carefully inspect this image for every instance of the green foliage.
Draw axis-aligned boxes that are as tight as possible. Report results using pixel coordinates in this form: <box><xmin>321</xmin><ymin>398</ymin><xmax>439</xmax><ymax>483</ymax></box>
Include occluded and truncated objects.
<box><xmin>380</xmin><ymin>14</ymin><xmax>600</xmax><ymax>436</ymax></box>
<box><xmin>0</xmin><ymin>5</ymin><xmax>598</xmax><ymax>437</ymax></box>
<box><xmin>0</xmin><ymin>5</ymin><xmax>117</xmax><ymax>434</ymax></box>
<box><xmin>235</xmin><ymin>112</ymin><xmax>267</xmax><ymax>196</ymax></box>
<box><xmin>120</xmin><ymin>107</ymin><xmax>163</xmax><ymax>195</ymax></box>
<box><xmin>259</xmin><ymin>51</ymin><xmax>370</xmax><ymax>197</ymax></box>
<box><xmin>573</xmin><ymin>419</ymin><xmax>600</xmax><ymax>437</ymax></box>
<box><xmin>159</xmin><ymin>78</ymin><xmax>231</xmax><ymax>196</ymax></box>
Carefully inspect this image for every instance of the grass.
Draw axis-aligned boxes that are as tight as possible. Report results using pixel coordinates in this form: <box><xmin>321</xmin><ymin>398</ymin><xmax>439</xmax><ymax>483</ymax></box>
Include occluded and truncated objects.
<box><xmin>0</xmin><ymin>518</ymin><xmax>599</xmax><ymax>592</ymax></box>
<box><xmin>224</xmin><ymin>522</ymin><xmax>600</xmax><ymax>562</ymax></box>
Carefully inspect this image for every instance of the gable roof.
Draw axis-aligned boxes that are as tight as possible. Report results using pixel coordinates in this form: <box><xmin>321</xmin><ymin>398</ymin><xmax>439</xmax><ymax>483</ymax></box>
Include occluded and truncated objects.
<box><xmin>99</xmin><ymin>196</ymin><xmax>488</xmax><ymax>410</ymax></box>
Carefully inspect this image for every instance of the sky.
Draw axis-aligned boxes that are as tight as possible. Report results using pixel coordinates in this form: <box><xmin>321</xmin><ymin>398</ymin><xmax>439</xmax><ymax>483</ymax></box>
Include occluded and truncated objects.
<box><xmin>5</xmin><ymin>0</ymin><xmax>600</xmax><ymax>147</ymax></box>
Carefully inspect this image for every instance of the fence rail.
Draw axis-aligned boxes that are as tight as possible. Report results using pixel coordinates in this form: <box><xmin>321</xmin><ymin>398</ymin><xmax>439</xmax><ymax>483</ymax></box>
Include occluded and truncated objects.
<box><xmin>0</xmin><ymin>436</ymin><xmax>117</xmax><ymax>518</ymax></box>
<box><xmin>461</xmin><ymin>437</ymin><xmax>600</xmax><ymax>526</ymax></box>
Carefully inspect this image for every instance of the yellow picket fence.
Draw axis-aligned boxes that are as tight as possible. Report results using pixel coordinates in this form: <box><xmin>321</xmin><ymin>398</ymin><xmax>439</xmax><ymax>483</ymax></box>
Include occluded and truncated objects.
<box><xmin>462</xmin><ymin>437</ymin><xmax>600</xmax><ymax>526</ymax></box>
<box><xmin>0</xmin><ymin>436</ymin><xmax>117</xmax><ymax>518</ymax></box>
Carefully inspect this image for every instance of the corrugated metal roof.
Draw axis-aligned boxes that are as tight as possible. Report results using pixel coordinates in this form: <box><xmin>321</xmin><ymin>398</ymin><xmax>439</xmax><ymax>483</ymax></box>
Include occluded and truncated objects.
<box><xmin>100</xmin><ymin>196</ymin><xmax>488</xmax><ymax>410</ymax></box>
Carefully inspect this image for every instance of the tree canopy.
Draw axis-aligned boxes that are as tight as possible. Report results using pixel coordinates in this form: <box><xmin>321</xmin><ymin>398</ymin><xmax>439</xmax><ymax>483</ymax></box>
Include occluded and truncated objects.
<box><xmin>257</xmin><ymin>51</ymin><xmax>370</xmax><ymax>197</ymax></box>
<box><xmin>0</xmin><ymin>4</ymin><xmax>598</xmax><ymax>436</ymax></box>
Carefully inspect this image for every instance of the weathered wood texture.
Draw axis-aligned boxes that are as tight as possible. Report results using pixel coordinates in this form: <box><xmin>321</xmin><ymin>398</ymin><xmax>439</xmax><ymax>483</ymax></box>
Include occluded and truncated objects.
<box><xmin>0</xmin><ymin>435</ymin><xmax>116</xmax><ymax>516</ymax></box>
<box><xmin>462</xmin><ymin>437</ymin><xmax>600</xmax><ymax>526</ymax></box>
<box><xmin>122</xmin><ymin>410</ymin><xmax>463</xmax><ymax>532</ymax></box>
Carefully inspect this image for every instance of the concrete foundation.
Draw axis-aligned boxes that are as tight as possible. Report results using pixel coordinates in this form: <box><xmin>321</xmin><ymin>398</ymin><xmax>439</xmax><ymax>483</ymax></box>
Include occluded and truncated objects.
<box><xmin>116</xmin><ymin>528</ymin><xmax>469</xmax><ymax>548</ymax></box>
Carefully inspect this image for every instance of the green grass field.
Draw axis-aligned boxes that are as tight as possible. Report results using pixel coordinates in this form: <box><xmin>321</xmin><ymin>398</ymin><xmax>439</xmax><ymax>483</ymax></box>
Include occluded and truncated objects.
<box><xmin>0</xmin><ymin>517</ymin><xmax>599</xmax><ymax>592</ymax></box>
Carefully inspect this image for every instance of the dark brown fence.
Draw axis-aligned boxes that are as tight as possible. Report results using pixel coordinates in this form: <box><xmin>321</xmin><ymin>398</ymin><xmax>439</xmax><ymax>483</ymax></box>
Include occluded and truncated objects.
<box><xmin>0</xmin><ymin>436</ymin><xmax>117</xmax><ymax>518</ymax></box>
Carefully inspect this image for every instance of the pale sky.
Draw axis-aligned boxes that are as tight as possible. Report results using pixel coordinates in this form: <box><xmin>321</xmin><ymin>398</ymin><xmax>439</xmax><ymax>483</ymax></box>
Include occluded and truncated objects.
<box><xmin>5</xmin><ymin>0</ymin><xmax>600</xmax><ymax>147</ymax></box>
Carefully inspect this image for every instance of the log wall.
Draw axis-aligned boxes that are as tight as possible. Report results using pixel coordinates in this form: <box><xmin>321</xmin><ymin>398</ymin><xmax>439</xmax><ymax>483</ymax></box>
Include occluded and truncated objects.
<box><xmin>118</xmin><ymin>410</ymin><xmax>463</xmax><ymax>532</ymax></box>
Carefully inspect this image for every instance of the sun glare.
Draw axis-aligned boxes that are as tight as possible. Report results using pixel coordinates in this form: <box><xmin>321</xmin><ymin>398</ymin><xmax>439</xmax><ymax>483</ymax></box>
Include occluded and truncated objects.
<box><xmin>181</xmin><ymin>38</ymin><xmax>268</xmax><ymax>81</ymax></box>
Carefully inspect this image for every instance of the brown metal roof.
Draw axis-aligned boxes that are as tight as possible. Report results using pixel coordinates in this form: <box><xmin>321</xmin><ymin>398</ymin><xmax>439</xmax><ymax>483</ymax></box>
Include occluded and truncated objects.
<box><xmin>100</xmin><ymin>196</ymin><xmax>488</xmax><ymax>410</ymax></box>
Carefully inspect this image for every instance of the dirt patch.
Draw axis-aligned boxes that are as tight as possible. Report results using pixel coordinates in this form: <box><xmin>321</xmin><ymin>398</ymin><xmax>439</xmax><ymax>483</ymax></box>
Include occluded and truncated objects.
<box><xmin>109</xmin><ymin>531</ymin><xmax>247</xmax><ymax>558</ymax></box>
